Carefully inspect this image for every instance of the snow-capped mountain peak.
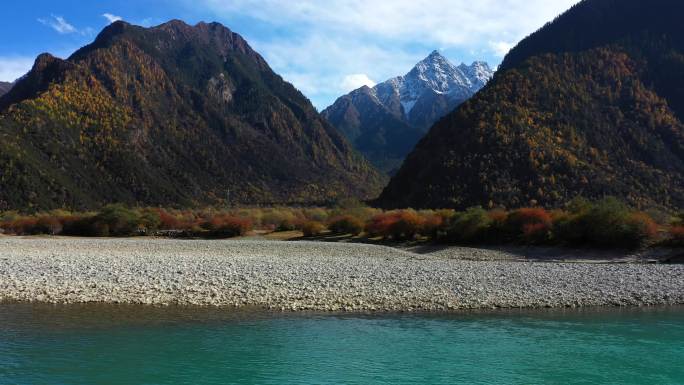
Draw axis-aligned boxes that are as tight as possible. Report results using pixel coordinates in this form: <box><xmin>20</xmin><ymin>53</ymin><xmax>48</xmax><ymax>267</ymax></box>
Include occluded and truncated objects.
<box><xmin>374</xmin><ymin>51</ymin><xmax>494</xmax><ymax>117</ymax></box>
<box><xmin>322</xmin><ymin>50</ymin><xmax>494</xmax><ymax>174</ymax></box>
<box><xmin>405</xmin><ymin>50</ymin><xmax>469</xmax><ymax>96</ymax></box>
<box><xmin>459</xmin><ymin>61</ymin><xmax>494</xmax><ymax>90</ymax></box>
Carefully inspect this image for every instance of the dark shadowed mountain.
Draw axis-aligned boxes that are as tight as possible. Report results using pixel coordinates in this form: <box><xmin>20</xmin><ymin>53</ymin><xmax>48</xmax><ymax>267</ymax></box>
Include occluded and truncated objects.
<box><xmin>322</xmin><ymin>51</ymin><xmax>493</xmax><ymax>174</ymax></box>
<box><xmin>0</xmin><ymin>20</ymin><xmax>385</xmax><ymax>210</ymax></box>
<box><xmin>377</xmin><ymin>0</ymin><xmax>684</xmax><ymax>210</ymax></box>
<box><xmin>0</xmin><ymin>82</ymin><xmax>12</xmax><ymax>97</ymax></box>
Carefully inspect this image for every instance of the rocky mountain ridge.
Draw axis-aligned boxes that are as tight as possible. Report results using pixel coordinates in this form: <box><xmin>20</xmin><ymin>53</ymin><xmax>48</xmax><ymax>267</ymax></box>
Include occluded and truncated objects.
<box><xmin>323</xmin><ymin>51</ymin><xmax>493</xmax><ymax>173</ymax></box>
<box><xmin>0</xmin><ymin>82</ymin><xmax>12</xmax><ymax>97</ymax></box>
<box><xmin>0</xmin><ymin>20</ymin><xmax>385</xmax><ymax>210</ymax></box>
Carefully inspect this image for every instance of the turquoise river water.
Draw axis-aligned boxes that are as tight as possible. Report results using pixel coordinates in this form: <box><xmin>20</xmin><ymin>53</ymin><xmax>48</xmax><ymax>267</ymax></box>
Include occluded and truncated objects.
<box><xmin>0</xmin><ymin>304</ymin><xmax>682</xmax><ymax>384</ymax></box>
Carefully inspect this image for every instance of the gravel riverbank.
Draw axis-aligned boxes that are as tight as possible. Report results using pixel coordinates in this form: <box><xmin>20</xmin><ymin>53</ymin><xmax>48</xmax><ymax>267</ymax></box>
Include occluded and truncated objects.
<box><xmin>1</xmin><ymin>238</ymin><xmax>682</xmax><ymax>311</ymax></box>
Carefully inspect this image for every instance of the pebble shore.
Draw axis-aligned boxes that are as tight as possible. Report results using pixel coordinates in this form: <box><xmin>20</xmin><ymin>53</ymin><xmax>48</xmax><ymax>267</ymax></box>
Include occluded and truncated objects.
<box><xmin>1</xmin><ymin>238</ymin><xmax>682</xmax><ymax>311</ymax></box>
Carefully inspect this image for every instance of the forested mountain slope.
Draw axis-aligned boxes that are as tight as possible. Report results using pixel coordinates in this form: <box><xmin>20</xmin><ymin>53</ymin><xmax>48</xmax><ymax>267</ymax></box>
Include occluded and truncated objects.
<box><xmin>0</xmin><ymin>20</ymin><xmax>385</xmax><ymax>210</ymax></box>
<box><xmin>377</xmin><ymin>0</ymin><xmax>684</xmax><ymax>210</ymax></box>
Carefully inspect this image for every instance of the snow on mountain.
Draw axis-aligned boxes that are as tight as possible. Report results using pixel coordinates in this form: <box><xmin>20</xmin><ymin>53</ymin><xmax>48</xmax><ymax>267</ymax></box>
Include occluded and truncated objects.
<box><xmin>322</xmin><ymin>51</ymin><xmax>494</xmax><ymax>174</ymax></box>
<box><xmin>372</xmin><ymin>50</ymin><xmax>494</xmax><ymax>118</ymax></box>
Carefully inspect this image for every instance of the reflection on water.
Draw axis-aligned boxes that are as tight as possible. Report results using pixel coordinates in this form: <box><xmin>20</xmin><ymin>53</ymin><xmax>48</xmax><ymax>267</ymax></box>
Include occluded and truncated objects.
<box><xmin>1</xmin><ymin>304</ymin><xmax>683</xmax><ymax>384</ymax></box>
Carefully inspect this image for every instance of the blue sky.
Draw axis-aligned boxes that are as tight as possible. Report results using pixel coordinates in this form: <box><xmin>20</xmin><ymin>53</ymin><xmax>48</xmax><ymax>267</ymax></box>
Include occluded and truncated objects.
<box><xmin>0</xmin><ymin>0</ymin><xmax>579</xmax><ymax>109</ymax></box>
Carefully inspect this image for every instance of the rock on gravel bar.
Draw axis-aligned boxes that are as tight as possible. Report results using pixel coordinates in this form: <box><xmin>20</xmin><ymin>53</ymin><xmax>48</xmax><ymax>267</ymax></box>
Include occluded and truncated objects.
<box><xmin>0</xmin><ymin>238</ymin><xmax>682</xmax><ymax>311</ymax></box>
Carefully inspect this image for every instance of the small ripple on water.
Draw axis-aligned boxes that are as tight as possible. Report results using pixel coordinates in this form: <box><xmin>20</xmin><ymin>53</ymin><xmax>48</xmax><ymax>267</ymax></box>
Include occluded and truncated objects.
<box><xmin>0</xmin><ymin>304</ymin><xmax>683</xmax><ymax>385</ymax></box>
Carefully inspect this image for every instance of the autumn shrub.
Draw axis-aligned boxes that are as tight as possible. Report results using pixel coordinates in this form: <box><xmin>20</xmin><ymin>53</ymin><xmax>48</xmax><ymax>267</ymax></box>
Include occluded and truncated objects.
<box><xmin>328</xmin><ymin>215</ymin><xmax>364</xmax><ymax>236</ymax></box>
<box><xmin>486</xmin><ymin>209</ymin><xmax>508</xmax><ymax>239</ymax></box>
<box><xmin>302</xmin><ymin>208</ymin><xmax>329</xmax><ymax>223</ymax></box>
<box><xmin>365</xmin><ymin>212</ymin><xmax>399</xmax><ymax>238</ymax></box>
<box><xmin>386</xmin><ymin>210</ymin><xmax>426</xmax><ymax>240</ymax></box>
<box><xmin>1</xmin><ymin>217</ymin><xmax>38</xmax><ymax>235</ymax></box>
<box><xmin>441</xmin><ymin>207</ymin><xmax>492</xmax><ymax>243</ymax></box>
<box><xmin>364</xmin><ymin>210</ymin><xmax>427</xmax><ymax>240</ymax></box>
<box><xmin>157</xmin><ymin>209</ymin><xmax>182</xmax><ymax>230</ymax></box>
<box><xmin>202</xmin><ymin>214</ymin><xmax>252</xmax><ymax>238</ymax></box>
<box><xmin>421</xmin><ymin>213</ymin><xmax>444</xmax><ymax>238</ymax></box>
<box><xmin>301</xmin><ymin>221</ymin><xmax>326</xmax><ymax>237</ymax></box>
<box><xmin>261</xmin><ymin>209</ymin><xmax>297</xmax><ymax>230</ymax></box>
<box><xmin>667</xmin><ymin>226</ymin><xmax>684</xmax><ymax>246</ymax></box>
<box><xmin>0</xmin><ymin>215</ymin><xmax>65</xmax><ymax>235</ymax></box>
<box><xmin>623</xmin><ymin>212</ymin><xmax>659</xmax><ymax>247</ymax></box>
<box><xmin>505</xmin><ymin>208</ymin><xmax>553</xmax><ymax>243</ymax></box>
<box><xmin>33</xmin><ymin>216</ymin><xmax>64</xmax><ymax>235</ymax></box>
<box><xmin>330</xmin><ymin>205</ymin><xmax>380</xmax><ymax>224</ymax></box>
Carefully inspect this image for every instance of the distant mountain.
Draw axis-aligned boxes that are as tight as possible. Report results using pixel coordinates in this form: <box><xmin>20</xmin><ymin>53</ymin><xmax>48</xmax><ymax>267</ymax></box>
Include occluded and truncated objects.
<box><xmin>0</xmin><ymin>82</ymin><xmax>12</xmax><ymax>97</ymax></box>
<box><xmin>0</xmin><ymin>20</ymin><xmax>385</xmax><ymax>210</ymax></box>
<box><xmin>322</xmin><ymin>51</ymin><xmax>493</xmax><ymax>173</ymax></box>
<box><xmin>377</xmin><ymin>0</ymin><xmax>684</xmax><ymax>210</ymax></box>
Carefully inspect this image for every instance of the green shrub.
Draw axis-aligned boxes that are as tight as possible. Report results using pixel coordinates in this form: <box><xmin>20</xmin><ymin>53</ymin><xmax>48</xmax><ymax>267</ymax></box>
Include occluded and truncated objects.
<box><xmin>672</xmin><ymin>212</ymin><xmax>684</xmax><ymax>227</ymax></box>
<box><xmin>303</xmin><ymin>208</ymin><xmax>329</xmax><ymax>222</ymax></box>
<box><xmin>554</xmin><ymin>197</ymin><xmax>657</xmax><ymax>248</ymax></box>
<box><xmin>442</xmin><ymin>207</ymin><xmax>492</xmax><ymax>243</ymax></box>
<box><xmin>276</xmin><ymin>218</ymin><xmax>298</xmax><ymax>232</ymax></box>
<box><xmin>137</xmin><ymin>209</ymin><xmax>162</xmax><ymax>234</ymax></box>
<box><xmin>261</xmin><ymin>209</ymin><xmax>297</xmax><ymax>230</ymax></box>
<box><xmin>93</xmin><ymin>204</ymin><xmax>141</xmax><ymax>236</ymax></box>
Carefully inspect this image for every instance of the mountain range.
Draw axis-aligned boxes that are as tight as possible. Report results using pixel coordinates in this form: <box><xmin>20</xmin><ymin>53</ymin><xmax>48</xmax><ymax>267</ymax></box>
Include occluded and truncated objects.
<box><xmin>0</xmin><ymin>20</ymin><xmax>385</xmax><ymax>210</ymax></box>
<box><xmin>0</xmin><ymin>82</ymin><xmax>12</xmax><ymax>97</ymax></box>
<box><xmin>377</xmin><ymin>0</ymin><xmax>684</xmax><ymax>210</ymax></box>
<box><xmin>322</xmin><ymin>51</ymin><xmax>493</xmax><ymax>173</ymax></box>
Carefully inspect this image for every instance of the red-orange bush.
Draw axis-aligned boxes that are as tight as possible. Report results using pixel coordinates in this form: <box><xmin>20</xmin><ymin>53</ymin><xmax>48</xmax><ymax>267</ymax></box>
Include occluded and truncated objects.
<box><xmin>35</xmin><ymin>216</ymin><xmax>63</xmax><ymax>235</ymax></box>
<box><xmin>625</xmin><ymin>212</ymin><xmax>658</xmax><ymax>243</ymax></box>
<box><xmin>1</xmin><ymin>215</ymin><xmax>68</xmax><ymax>235</ymax></box>
<box><xmin>388</xmin><ymin>211</ymin><xmax>426</xmax><ymax>240</ymax></box>
<box><xmin>202</xmin><ymin>215</ymin><xmax>252</xmax><ymax>238</ymax></box>
<box><xmin>421</xmin><ymin>214</ymin><xmax>444</xmax><ymax>238</ymax></box>
<box><xmin>365</xmin><ymin>211</ymin><xmax>426</xmax><ymax>240</ymax></box>
<box><xmin>505</xmin><ymin>208</ymin><xmax>552</xmax><ymax>243</ymax></box>
<box><xmin>365</xmin><ymin>212</ymin><xmax>398</xmax><ymax>238</ymax></box>
<box><xmin>157</xmin><ymin>209</ymin><xmax>182</xmax><ymax>230</ymax></box>
<box><xmin>1</xmin><ymin>217</ymin><xmax>38</xmax><ymax>235</ymax></box>
<box><xmin>487</xmin><ymin>209</ymin><xmax>508</xmax><ymax>225</ymax></box>
<box><xmin>668</xmin><ymin>226</ymin><xmax>684</xmax><ymax>246</ymax></box>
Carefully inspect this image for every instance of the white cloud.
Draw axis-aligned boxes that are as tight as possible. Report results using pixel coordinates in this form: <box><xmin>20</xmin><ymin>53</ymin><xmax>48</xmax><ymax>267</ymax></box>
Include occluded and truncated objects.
<box><xmin>38</xmin><ymin>15</ymin><xmax>77</xmax><ymax>34</ymax></box>
<box><xmin>249</xmin><ymin>34</ymin><xmax>418</xmax><ymax>108</ymax></box>
<box><xmin>198</xmin><ymin>0</ymin><xmax>579</xmax><ymax>50</ymax></box>
<box><xmin>489</xmin><ymin>41</ymin><xmax>514</xmax><ymax>57</ymax></box>
<box><xmin>189</xmin><ymin>0</ymin><xmax>581</xmax><ymax>108</ymax></box>
<box><xmin>0</xmin><ymin>57</ymin><xmax>35</xmax><ymax>82</ymax></box>
<box><xmin>103</xmin><ymin>13</ymin><xmax>123</xmax><ymax>24</ymax></box>
<box><xmin>341</xmin><ymin>74</ymin><xmax>376</xmax><ymax>92</ymax></box>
